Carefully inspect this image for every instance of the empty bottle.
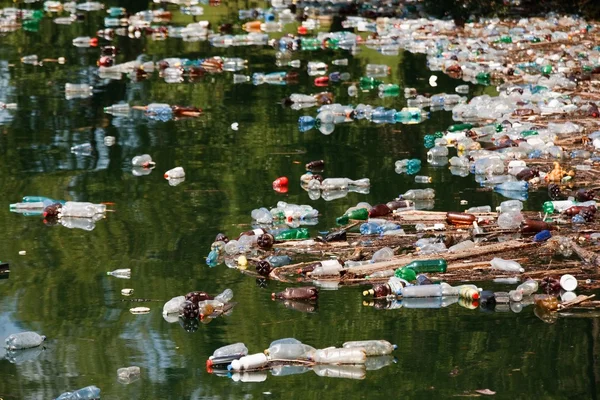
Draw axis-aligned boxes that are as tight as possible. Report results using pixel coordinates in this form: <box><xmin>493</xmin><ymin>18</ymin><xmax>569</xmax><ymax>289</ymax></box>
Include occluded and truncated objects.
<box><xmin>131</xmin><ymin>154</ymin><xmax>155</xmax><ymax>168</ymax></box>
<box><xmin>266</xmin><ymin>343</ymin><xmax>316</xmax><ymax>360</ymax></box>
<box><xmin>312</xmin><ymin>348</ymin><xmax>366</xmax><ymax>364</ymax></box>
<box><xmin>311</xmin><ymin>260</ymin><xmax>344</xmax><ymax>276</ymax></box>
<box><xmin>342</xmin><ymin>340</ymin><xmax>395</xmax><ymax>356</ymax></box>
<box><xmin>448</xmin><ymin>240</ymin><xmax>475</xmax><ymax>252</ymax></box>
<box><xmin>162</xmin><ymin>296</ymin><xmax>186</xmax><ymax>315</ymax></box>
<box><xmin>55</xmin><ymin>386</ymin><xmax>101</xmax><ymax>400</ymax></box>
<box><xmin>164</xmin><ymin>167</ymin><xmax>185</xmax><ymax>180</ymax></box>
<box><xmin>230</xmin><ymin>353</ymin><xmax>268</xmax><ymax>371</ymax></box>
<box><xmin>401</xmin><ymin>189</ymin><xmax>435</xmax><ymax>200</ymax></box>
<box><xmin>371</xmin><ymin>247</ymin><xmax>394</xmax><ymax>263</ymax></box>
<box><xmin>104</xmin><ymin>102</ymin><xmax>131</xmax><ymax>115</ymax></box>
<box><xmin>496</xmin><ymin>200</ymin><xmax>523</xmax><ymax>213</ymax></box>
<box><xmin>5</xmin><ymin>332</ymin><xmax>46</xmax><ymax>350</ymax></box>
<box><xmin>509</xmin><ymin>279</ymin><xmax>538</xmax><ymax>301</ymax></box>
<box><xmin>495</xmin><ymin>181</ymin><xmax>528</xmax><ymax>191</ymax></box>
<box><xmin>332</xmin><ymin>58</ymin><xmax>348</xmax><ymax>66</ymax></box>
<box><xmin>313</xmin><ymin>364</ymin><xmax>365</xmax><ymax>380</ymax></box>
<box><xmin>401</xmin><ymin>285</ymin><xmax>443</xmax><ymax>298</ymax></box>
<box><xmin>211</xmin><ymin>342</ymin><xmax>248</xmax><ymax>359</ymax></box>
<box><xmin>490</xmin><ymin>257</ymin><xmax>525</xmax><ymax>273</ymax></box>
<box><xmin>497</xmin><ymin>211</ymin><xmax>523</xmax><ymax>230</ymax></box>
<box><xmin>440</xmin><ymin>282</ymin><xmax>480</xmax><ymax>299</ymax></box>
<box><xmin>272</xmin><ymin>286</ymin><xmax>318</xmax><ymax>300</ymax></box>
<box><xmin>363</xmin><ymin>276</ymin><xmax>406</xmax><ymax>297</ymax></box>
<box><xmin>106</xmin><ymin>268</ymin><xmax>130</xmax><ymax>279</ymax></box>
<box><xmin>117</xmin><ymin>366</ymin><xmax>141</xmax><ymax>383</ymax></box>
<box><xmin>403</xmin><ymin>259</ymin><xmax>447</xmax><ymax>273</ymax></box>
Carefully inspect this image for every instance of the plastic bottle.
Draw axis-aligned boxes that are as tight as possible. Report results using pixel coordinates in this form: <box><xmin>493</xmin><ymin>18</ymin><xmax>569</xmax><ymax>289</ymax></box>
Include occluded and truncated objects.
<box><xmin>313</xmin><ymin>365</ymin><xmax>365</xmax><ymax>379</ymax></box>
<box><xmin>162</xmin><ymin>296</ymin><xmax>186</xmax><ymax>315</ymax></box>
<box><xmin>107</xmin><ymin>268</ymin><xmax>131</xmax><ymax>279</ymax></box>
<box><xmin>274</xmin><ymin>228</ymin><xmax>309</xmax><ymax>240</ymax></box>
<box><xmin>5</xmin><ymin>332</ymin><xmax>46</xmax><ymax>350</ymax></box>
<box><xmin>448</xmin><ymin>240</ymin><xmax>475</xmax><ymax>252</ymax></box>
<box><xmin>415</xmin><ymin>175</ymin><xmax>432</xmax><ymax>183</ymax></box>
<box><xmin>446</xmin><ymin>212</ymin><xmax>476</xmax><ymax>226</ymax></box>
<box><xmin>342</xmin><ymin>340</ymin><xmax>395</xmax><ymax>356</ymax></box>
<box><xmin>371</xmin><ymin>247</ymin><xmax>394</xmax><ymax>263</ymax></box>
<box><xmin>104</xmin><ymin>103</ymin><xmax>130</xmax><ymax>116</ymax></box>
<box><xmin>401</xmin><ymin>285</ymin><xmax>443</xmax><ymax>298</ymax></box>
<box><xmin>164</xmin><ymin>167</ymin><xmax>185</xmax><ymax>180</ymax></box>
<box><xmin>60</xmin><ymin>202</ymin><xmax>106</xmax><ymax>218</ymax></box>
<box><xmin>230</xmin><ymin>353</ymin><xmax>268</xmax><ymax>371</ymax></box>
<box><xmin>403</xmin><ymin>259</ymin><xmax>447</xmax><ymax>273</ymax></box>
<box><xmin>509</xmin><ymin>279</ymin><xmax>538</xmax><ymax>301</ymax></box>
<box><xmin>72</xmin><ymin>36</ymin><xmax>98</xmax><ymax>47</ymax></box>
<box><xmin>336</xmin><ymin>208</ymin><xmax>369</xmax><ymax>225</ymax></box>
<box><xmin>55</xmin><ymin>386</ymin><xmax>101</xmax><ymax>400</ymax></box>
<box><xmin>272</xmin><ymin>286</ymin><xmax>318</xmax><ymax>300</ymax></box>
<box><xmin>131</xmin><ymin>155</ymin><xmax>155</xmax><ymax>168</ymax></box>
<box><xmin>490</xmin><ymin>257</ymin><xmax>525</xmax><ymax>273</ymax></box>
<box><xmin>332</xmin><ymin>59</ymin><xmax>348</xmax><ymax>66</ymax></box>
<box><xmin>401</xmin><ymin>189</ymin><xmax>435</xmax><ymax>200</ymax></box>
<box><xmin>496</xmin><ymin>200</ymin><xmax>523</xmax><ymax>213</ymax></box>
<box><xmin>362</xmin><ymin>277</ymin><xmax>405</xmax><ymax>297</ymax></box>
<box><xmin>312</xmin><ymin>348</ymin><xmax>366</xmax><ymax>364</ymax></box>
<box><xmin>495</xmin><ymin>181</ymin><xmax>529</xmax><ymax>191</ymax></box>
<box><xmin>266</xmin><ymin>343</ymin><xmax>316</xmax><ymax>360</ymax></box>
<box><xmin>212</xmin><ymin>343</ymin><xmax>248</xmax><ymax>359</ymax></box>
<box><xmin>117</xmin><ymin>366</ymin><xmax>141</xmax><ymax>382</ymax></box>
<box><xmin>439</xmin><ymin>282</ymin><xmax>480</xmax><ymax>299</ymax></box>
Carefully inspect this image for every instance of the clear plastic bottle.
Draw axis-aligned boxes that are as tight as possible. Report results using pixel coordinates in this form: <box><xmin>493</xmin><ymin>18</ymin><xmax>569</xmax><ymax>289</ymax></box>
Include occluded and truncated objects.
<box><xmin>162</xmin><ymin>296</ymin><xmax>186</xmax><ymax>315</ymax></box>
<box><xmin>496</xmin><ymin>200</ymin><xmax>523</xmax><ymax>213</ymax></box>
<box><xmin>164</xmin><ymin>167</ymin><xmax>185</xmax><ymax>179</ymax></box>
<box><xmin>342</xmin><ymin>340</ymin><xmax>395</xmax><ymax>356</ymax></box>
<box><xmin>401</xmin><ymin>188</ymin><xmax>435</xmax><ymax>200</ymax></box>
<box><xmin>266</xmin><ymin>343</ymin><xmax>316</xmax><ymax>360</ymax></box>
<box><xmin>117</xmin><ymin>366</ymin><xmax>141</xmax><ymax>383</ymax></box>
<box><xmin>5</xmin><ymin>332</ymin><xmax>46</xmax><ymax>350</ymax></box>
<box><xmin>490</xmin><ymin>257</ymin><xmax>525</xmax><ymax>273</ymax></box>
<box><xmin>415</xmin><ymin>176</ymin><xmax>432</xmax><ymax>183</ymax></box>
<box><xmin>212</xmin><ymin>343</ymin><xmax>248</xmax><ymax>359</ymax></box>
<box><xmin>311</xmin><ymin>260</ymin><xmax>344</xmax><ymax>276</ymax></box>
<box><xmin>509</xmin><ymin>279</ymin><xmax>538</xmax><ymax>301</ymax></box>
<box><xmin>371</xmin><ymin>247</ymin><xmax>394</xmax><ymax>263</ymax></box>
<box><xmin>401</xmin><ymin>285</ymin><xmax>442</xmax><ymax>298</ymax></box>
<box><xmin>214</xmin><ymin>288</ymin><xmax>234</xmax><ymax>304</ymax></box>
<box><xmin>312</xmin><ymin>348</ymin><xmax>366</xmax><ymax>364</ymax></box>
<box><xmin>131</xmin><ymin>154</ymin><xmax>155</xmax><ymax>168</ymax></box>
<box><xmin>448</xmin><ymin>240</ymin><xmax>475</xmax><ymax>252</ymax></box>
<box><xmin>55</xmin><ymin>385</ymin><xmax>101</xmax><ymax>400</ymax></box>
<box><xmin>61</xmin><ymin>202</ymin><xmax>106</xmax><ymax>217</ymax></box>
<box><xmin>332</xmin><ymin>58</ymin><xmax>348</xmax><ymax>66</ymax></box>
<box><xmin>107</xmin><ymin>268</ymin><xmax>131</xmax><ymax>279</ymax></box>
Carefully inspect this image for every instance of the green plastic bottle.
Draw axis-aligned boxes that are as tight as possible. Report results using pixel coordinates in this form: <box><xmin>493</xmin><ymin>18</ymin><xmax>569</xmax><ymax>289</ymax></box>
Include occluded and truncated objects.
<box><xmin>394</xmin><ymin>267</ymin><xmax>417</xmax><ymax>281</ymax></box>
<box><xmin>301</xmin><ymin>38</ymin><xmax>320</xmax><ymax>51</ymax></box>
<box><xmin>359</xmin><ymin>77</ymin><xmax>383</xmax><ymax>90</ymax></box>
<box><xmin>336</xmin><ymin>208</ymin><xmax>369</xmax><ymax>225</ymax></box>
<box><xmin>275</xmin><ymin>228</ymin><xmax>310</xmax><ymax>241</ymax></box>
<box><xmin>476</xmin><ymin>72</ymin><xmax>490</xmax><ymax>85</ymax></box>
<box><xmin>22</xmin><ymin>19</ymin><xmax>40</xmax><ymax>32</ymax></box>
<box><xmin>498</xmin><ymin>36</ymin><xmax>512</xmax><ymax>43</ymax></box>
<box><xmin>402</xmin><ymin>259</ymin><xmax>447</xmax><ymax>273</ymax></box>
<box><xmin>521</xmin><ymin>130</ymin><xmax>538</xmax><ymax>137</ymax></box>
<box><xmin>541</xmin><ymin>65</ymin><xmax>552</xmax><ymax>74</ymax></box>
<box><xmin>379</xmin><ymin>84</ymin><xmax>400</xmax><ymax>96</ymax></box>
<box><xmin>448</xmin><ymin>123</ymin><xmax>473</xmax><ymax>132</ymax></box>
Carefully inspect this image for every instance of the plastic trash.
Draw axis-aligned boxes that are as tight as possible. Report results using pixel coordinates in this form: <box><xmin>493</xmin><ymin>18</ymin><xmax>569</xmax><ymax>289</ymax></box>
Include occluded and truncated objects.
<box><xmin>107</xmin><ymin>268</ymin><xmax>131</xmax><ymax>279</ymax></box>
<box><xmin>342</xmin><ymin>340</ymin><xmax>395</xmax><ymax>356</ymax></box>
<box><xmin>5</xmin><ymin>332</ymin><xmax>46</xmax><ymax>350</ymax></box>
<box><xmin>490</xmin><ymin>257</ymin><xmax>525</xmax><ymax>273</ymax></box>
<box><xmin>55</xmin><ymin>386</ymin><xmax>100</xmax><ymax>400</ymax></box>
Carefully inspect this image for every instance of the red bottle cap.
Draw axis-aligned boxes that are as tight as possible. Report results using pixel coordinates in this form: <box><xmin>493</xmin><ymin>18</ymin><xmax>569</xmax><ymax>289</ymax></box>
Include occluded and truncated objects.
<box><xmin>89</xmin><ymin>37</ymin><xmax>98</xmax><ymax>47</ymax></box>
<box><xmin>314</xmin><ymin>76</ymin><xmax>329</xmax><ymax>86</ymax></box>
<box><xmin>297</xmin><ymin>26</ymin><xmax>308</xmax><ymax>35</ymax></box>
<box><xmin>206</xmin><ymin>359</ymin><xmax>213</xmax><ymax>369</ymax></box>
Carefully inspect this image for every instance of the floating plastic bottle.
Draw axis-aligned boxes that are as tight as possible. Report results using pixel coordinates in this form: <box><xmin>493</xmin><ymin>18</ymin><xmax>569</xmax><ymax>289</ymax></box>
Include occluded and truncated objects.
<box><xmin>230</xmin><ymin>353</ymin><xmax>268</xmax><ymax>371</ymax></box>
<box><xmin>107</xmin><ymin>268</ymin><xmax>131</xmax><ymax>279</ymax></box>
<box><xmin>55</xmin><ymin>386</ymin><xmax>101</xmax><ymax>400</ymax></box>
<box><xmin>312</xmin><ymin>348</ymin><xmax>366</xmax><ymax>364</ymax></box>
<box><xmin>490</xmin><ymin>257</ymin><xmax>525</xmax><ymax>273</ymax></box>
<box><xmin>5</xmin><ymin>332</ymin><xmax>46</xmax><ymax>350</ymax></box>
<box><xmin>342</xmin><ymin>340</ymin><xmax>395</xmax><ymax>356</ymax></box>
<box><xmin>266</xmin><ymin>343</ymin><xmax>316</xmax><ymax>360</ymax></box>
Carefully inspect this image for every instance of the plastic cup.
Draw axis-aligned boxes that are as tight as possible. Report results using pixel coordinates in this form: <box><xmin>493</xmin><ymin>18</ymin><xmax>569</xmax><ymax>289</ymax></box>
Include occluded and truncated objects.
<box><xmin>559</xmin><ymin>274</ymin><xmax>578</xmax><ymax>291</ymax></box>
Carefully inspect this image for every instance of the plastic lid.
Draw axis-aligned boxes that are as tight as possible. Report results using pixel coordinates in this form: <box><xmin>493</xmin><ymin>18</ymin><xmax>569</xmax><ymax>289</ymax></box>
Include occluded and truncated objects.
<box><xmin>560</xmin><ymin>274</ymin><xmax>578</xmax><ymax>291</ymax></box>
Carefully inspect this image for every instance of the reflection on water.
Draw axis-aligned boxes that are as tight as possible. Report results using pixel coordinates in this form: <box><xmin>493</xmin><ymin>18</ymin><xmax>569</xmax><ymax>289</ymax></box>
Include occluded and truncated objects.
<box><xmin>0</xmin><ymin>4</ymin><xmax>598</xmax><ymax>400</ymax></box>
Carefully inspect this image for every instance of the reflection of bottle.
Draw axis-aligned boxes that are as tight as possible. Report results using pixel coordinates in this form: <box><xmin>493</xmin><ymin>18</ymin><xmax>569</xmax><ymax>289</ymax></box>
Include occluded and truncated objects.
<box><xmin>272</xmin><ymin>286</ymin><xmax>318</xmax><ymax>300</ymax></box>
<box><xmin>342</xmin><ymin>340</ymin><xmax>395</xmax><ymax>356</ymax></box>
<box><xmin>107</xmin><ymin>269</ymin><xmax>131</xmax><ymax>279</ymax></box>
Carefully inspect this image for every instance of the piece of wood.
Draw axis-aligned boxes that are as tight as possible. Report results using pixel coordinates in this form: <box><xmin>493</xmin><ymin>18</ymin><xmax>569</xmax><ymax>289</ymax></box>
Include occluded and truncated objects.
<box><xmin>559</xmin><ymin>294</ymin><xmax>596</xmax><ymax>311</ymax></box>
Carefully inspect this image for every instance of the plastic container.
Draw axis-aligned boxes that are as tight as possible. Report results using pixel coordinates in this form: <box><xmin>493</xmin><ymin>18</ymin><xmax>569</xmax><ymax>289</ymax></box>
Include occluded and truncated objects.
<box><xmin>5</xmin><ymin>332</ymin><xmax>46</xmax><ymax>350</ymax></box>
<box><xmin>230</xmin><ymin>353</ymin><xmax>268</xmax><ymax>371</ymax></box>
<box><xmin>342</xmin><ymin>340</ymin><xmax>395</xmax><ymax>356</ymax></box>
<box><xmin>312</xmin><ymin>348</ymin><xmax>366</xmax><ymax>364</ymax></box>
<box><xmin>560</xmin><ymin>274</ymin><xmax>578</xmax><ymax>291</ymax></box>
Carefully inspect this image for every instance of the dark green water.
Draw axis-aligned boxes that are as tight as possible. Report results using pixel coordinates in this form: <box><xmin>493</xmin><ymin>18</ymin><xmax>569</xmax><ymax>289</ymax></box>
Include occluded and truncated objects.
<box><xmin>0</xmin><ymin>3</ymin><xmax>598</xmax><ymax>399</ymax></box>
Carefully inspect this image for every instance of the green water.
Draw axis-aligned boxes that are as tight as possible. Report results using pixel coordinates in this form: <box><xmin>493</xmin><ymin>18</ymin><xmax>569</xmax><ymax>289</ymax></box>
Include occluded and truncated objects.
<box><xmin>0</xmin><ymin>3</ymin><xmax>598</xmax><ymax>399</ymax></box>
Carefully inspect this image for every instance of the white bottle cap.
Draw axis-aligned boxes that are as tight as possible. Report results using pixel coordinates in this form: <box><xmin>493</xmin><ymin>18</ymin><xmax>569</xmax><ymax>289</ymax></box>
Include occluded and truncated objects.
<box><xmin>560</xmin><ymin>274</ymin><xmax>578</xmax><ymax>291</ymax></box>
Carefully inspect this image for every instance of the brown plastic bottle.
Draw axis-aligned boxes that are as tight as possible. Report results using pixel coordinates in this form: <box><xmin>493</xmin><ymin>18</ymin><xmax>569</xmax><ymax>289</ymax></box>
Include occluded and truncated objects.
<box><xmin>185</xmin><ymin>291</ymin><xmax>213</xmax><ymax>305</ymax></box>
<box><xmin>297</xmin><ymin>262</ymin><xmax>320</xmax><ymax>275</ymax></box>
<box><xmin>271</xmin><ymin>286</ymin><xmax>319</xmax><ymax>301</ymax></box>
<box><xmin>257</xmin><ymin>233</ymin><xmax>275</xmax><ymax>249</ymax></box>
<box><xmin>446</xmin><ymin>212</ymin><xmax>476</xmax><ymax>226</ymax></box>
<box><xmin>362</xmin><ymin>284</ymin><xmax>392</xmax><ymax>298</ymax></box>
<box><xmin>386</xmin><ymin>200</ymin><xmax>412</xmax><ymax>211</ymax></box>
<box><xmin>575</xmin><ymin>189</ymin><xmax>595</xmax><ymax>202</ymax></box>
<box><xmin>516</xmin><ymin>168</ymin><xmax>539</xmax><ymax>181</ymax></box>
<box><xmin>256</xmin><ymin>260</ymin><xmax>272</xmax><ymax>276</ymax></box>
<box><xmin>305</xmin><ymin>160</ymin><xmax>325</xmax><ymax>170</ymax></box>
<box><xmin>521</xmin><ymin>219</ymin><xmax>554</xmax><ymax>233</ymax></box>
<box><xmin>369</xmin><ymin>204</ymin><xmax>391</xmax><ymax>218</ymax></box>
<box><xmin>563</xmin><ymin>205</ymin><xmax>596</xmax><ymax>217</ymax></box>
